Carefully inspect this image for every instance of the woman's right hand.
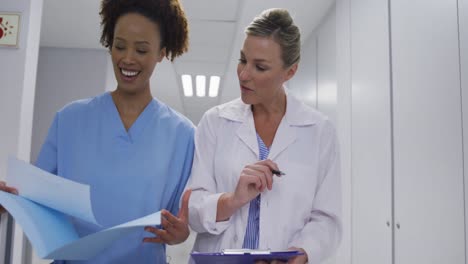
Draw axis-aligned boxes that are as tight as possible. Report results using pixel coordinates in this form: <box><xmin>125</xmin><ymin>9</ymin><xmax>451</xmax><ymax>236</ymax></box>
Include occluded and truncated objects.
<box><xmin>0</xmin><ymin>181</ymin><xmax>18</xmax><ymax>214</ymax></box>
<box><xmin>231</xmin><ymin>159</ymin><xmax>280</xmax><ymax>208</ymax></box>
<box><xmin>216</xmin><ymin>160</ymin><xmax>281</xmax><ymax>222</ymax></box>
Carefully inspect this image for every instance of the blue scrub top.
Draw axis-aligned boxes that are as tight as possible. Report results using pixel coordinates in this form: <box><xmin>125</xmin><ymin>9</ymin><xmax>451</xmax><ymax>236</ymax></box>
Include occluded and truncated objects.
<box><xmin>36</xmin><ymin>92</ymin><xmax>195</xmax><ymax>264</ymax></box>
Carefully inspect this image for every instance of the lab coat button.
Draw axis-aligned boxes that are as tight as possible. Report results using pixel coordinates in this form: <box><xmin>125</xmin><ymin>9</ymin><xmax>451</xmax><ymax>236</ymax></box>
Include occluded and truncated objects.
<box><xmin>233</xmin><ymin>235</ymin><xmax>238</xmax><ymax>242</ymax></box>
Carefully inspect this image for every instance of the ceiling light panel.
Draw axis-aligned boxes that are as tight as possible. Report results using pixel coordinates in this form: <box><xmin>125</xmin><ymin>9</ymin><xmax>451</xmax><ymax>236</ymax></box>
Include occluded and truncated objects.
<box><xmin>196</xmin><ymin>75</ymin><xmax>206</xmax><ymax>97</ymax></box>
<box><xmin>209</xmin><ymin>76</ymin><xmax>220</xmax><ymax>97</ymax></box>
<box><xmin>181</xmin><ymin>74</ymin><xmax>193</xmax><ymax>97</ymax></box>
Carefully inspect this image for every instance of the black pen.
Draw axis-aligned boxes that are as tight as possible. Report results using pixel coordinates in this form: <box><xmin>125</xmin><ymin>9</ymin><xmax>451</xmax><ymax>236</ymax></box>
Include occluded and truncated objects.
<box><xmin>271</xmin><ymin>169</ymin><xmax>286</xmax><ymax>176</ymax></box>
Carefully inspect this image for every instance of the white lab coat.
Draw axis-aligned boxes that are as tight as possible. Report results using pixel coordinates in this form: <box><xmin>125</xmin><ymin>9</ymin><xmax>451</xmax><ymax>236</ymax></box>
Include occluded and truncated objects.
<box><xmin>187</xmin><ymin>94</ymin><xmax>342</xmax><ymax>264</ymax></box>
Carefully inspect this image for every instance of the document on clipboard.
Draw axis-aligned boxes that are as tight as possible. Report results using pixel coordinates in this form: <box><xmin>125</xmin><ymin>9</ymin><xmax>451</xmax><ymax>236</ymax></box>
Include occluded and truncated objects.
<box><xmin>190</xmin><ymin>249</ymin><xmax>304</xmax><ymax>264</ymax></box>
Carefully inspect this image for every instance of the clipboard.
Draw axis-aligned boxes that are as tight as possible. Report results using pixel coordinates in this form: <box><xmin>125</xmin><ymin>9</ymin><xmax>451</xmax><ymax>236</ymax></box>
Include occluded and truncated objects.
<box><xmin>190</xmin><ymin>249</ymin><xmax>304</xmax><ymax>264</ymax></box>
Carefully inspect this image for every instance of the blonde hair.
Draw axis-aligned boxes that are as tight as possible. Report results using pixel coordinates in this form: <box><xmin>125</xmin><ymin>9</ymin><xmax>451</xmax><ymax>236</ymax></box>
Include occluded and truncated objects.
<box><xmin>245</xmin><ymin>8</ymin><xmax>301</xmax><ymax>67</ymax></box>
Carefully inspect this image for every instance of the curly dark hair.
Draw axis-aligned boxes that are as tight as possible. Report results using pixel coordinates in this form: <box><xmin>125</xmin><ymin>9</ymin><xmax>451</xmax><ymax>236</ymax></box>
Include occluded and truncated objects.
<box><xmin>100</xmin><ymin>0</ymin><xmax>189</xmax><ymax>61</ymax></box>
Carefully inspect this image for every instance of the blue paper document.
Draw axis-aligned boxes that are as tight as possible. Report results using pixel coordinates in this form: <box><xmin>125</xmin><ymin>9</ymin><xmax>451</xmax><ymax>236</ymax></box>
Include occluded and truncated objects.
<box><xmin>7</xmin><ymin>157</ymin><xmax>98</xmax><ymax>224</ymax></box>
<box><xmin>0</xmin><ymin>158</ymin><xmax>161</xmax><ymax>260</ymax></box>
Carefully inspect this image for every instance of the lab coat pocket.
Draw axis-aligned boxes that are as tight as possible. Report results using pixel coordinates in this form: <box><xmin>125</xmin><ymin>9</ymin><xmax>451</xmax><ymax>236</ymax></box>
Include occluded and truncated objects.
<box><xmin>274</xmin><ymin>163</ymin><xmax>317</xmax><ymax>235</ymax></box>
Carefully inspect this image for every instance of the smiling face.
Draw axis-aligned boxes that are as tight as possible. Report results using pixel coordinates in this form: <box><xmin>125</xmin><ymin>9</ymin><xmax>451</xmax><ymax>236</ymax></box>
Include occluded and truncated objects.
<box><xmin>111</xmin><ymin>12</ymin><xmax>166</xmax><ymax>95</ymax></box>
<box><xmin>237</xmin><ymin>35</ymin><xmax>297</xmax><ymax>106</ymax></box>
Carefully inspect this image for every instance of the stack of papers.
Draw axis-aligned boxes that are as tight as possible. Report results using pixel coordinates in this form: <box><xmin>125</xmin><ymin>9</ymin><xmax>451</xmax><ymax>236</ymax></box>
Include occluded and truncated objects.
<box><xmin>0</xmin><ymin>158</ymin><xmax>161</xmax><ymax>260</ymax></box>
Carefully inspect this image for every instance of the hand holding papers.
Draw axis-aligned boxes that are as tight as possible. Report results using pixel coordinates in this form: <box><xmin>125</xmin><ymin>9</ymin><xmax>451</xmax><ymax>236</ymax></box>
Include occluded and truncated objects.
<box><xmin>7</xmin><ymin>157</ymin><xmax>98</xmax><ymax>224</ymax></box>
<box><xmin>143</xmin><ymin>189</ymin><xmax>191</xmax><ymax>245</ymax></box>
<box><xmin>0</xmin><ymin>158</ymin><xmax>161</xmax><ymax>260</ymax></box>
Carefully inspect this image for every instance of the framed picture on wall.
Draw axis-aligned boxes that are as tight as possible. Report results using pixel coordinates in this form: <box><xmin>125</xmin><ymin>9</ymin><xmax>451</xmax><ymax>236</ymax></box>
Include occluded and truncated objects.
<box><xmin>0</xmin><ymin>12</ymin><xmax>21</xmax><ymax>48</ymax></box>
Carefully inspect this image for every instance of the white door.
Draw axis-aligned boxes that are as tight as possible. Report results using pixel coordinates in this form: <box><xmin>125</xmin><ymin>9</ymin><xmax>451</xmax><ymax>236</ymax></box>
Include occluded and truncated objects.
<box><xmin>391</xmin><ymin>0</ymin><xmax>465</xmax><ymax>263</ymax></box>
<box><xmin>350</xmin><ymin>0</ymin><xmax>393</xmax><ymax>264</ymax></box>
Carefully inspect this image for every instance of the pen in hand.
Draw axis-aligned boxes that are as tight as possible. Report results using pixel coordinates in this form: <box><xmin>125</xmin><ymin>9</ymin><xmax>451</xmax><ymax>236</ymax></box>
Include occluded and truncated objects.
<box><xmin>271</xmin><ymin>169</ymin><xmax>286</xmax><ymax>176</ymax></box>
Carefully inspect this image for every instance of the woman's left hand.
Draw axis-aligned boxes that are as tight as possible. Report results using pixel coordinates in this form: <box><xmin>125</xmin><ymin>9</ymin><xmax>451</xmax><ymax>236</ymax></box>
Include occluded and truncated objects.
<box><xmin>143</xmin><ymin>189</ymin><xmax>191</xmax><ymax>245</ymax></box>
<box><xmin>254</xmin><ymin>247</ymin><xmax>308</xmax><ymax>264</ymax></box>
<box><xmin>286</xmin><ymin>247</ymin><xmax>308</xmax><ymax>264</ymax></box>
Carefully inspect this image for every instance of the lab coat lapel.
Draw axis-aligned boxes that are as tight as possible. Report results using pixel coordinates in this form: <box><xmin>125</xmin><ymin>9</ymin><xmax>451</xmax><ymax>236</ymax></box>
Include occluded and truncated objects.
<box><xmin>236</xmin><ymin>112</ymin><xmax>259</xmax><ymax>158</ymax></box>
<box><xmin>268</xmin><ymin>119</ymin><xmax>297</xmax><ymax>161</ymax></box>
<box><xmin>221</xmin><ymin>94</ymin><xmax>314</xmax><ymax>160</ymax></box>
<box><xmin>268</xmin><ymin>92</ymin><xmax>304</xmax><ymax>160</ymax></box>
<box><xmin>218</xmin><ymin>98</ymin><xmax>260</xmax><ymax>158</ymax></box>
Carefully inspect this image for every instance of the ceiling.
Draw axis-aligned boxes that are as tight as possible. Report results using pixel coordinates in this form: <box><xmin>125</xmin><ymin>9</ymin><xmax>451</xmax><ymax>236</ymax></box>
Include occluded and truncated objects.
<box><xmin>40</xmin><ymin>0</ymin><xmax>335</xmax><ymax>124</ymax></box>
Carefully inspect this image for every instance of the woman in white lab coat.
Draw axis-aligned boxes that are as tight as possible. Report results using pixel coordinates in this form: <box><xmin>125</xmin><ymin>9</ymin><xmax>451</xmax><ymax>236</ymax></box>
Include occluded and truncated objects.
<box><xmin>188</xmin><ymin>8</ymin><xmax>342</xmax><ymax>264</ymax></box>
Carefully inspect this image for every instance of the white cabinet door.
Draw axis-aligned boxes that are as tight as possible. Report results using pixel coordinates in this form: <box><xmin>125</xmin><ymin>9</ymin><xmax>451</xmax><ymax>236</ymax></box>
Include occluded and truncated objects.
<box><xmin>350</xmin><ymin>1</ymin><xmax>393</xmax><ymax>264</ymax></box>
<box><xmin>391</xmin><ymin>1</ymin><xmax>465</xmax><ymax>263</ymax></box>
<box><xmin>317</xmin><ymin>8</ymin><xmax>337</xmax><ymax>125</ymax></box>
<box><xmin>459</xmin><ymin>0</ymin><xmax>468</xmax><ymax>260</ymax></box>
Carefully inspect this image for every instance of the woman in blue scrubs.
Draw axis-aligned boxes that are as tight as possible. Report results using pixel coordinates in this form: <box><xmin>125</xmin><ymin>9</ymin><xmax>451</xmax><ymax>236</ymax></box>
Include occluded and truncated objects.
<box><xmin>1</xmin><ymin>0</ymin><xmax>194</xmax><ymax>263</ymax></box>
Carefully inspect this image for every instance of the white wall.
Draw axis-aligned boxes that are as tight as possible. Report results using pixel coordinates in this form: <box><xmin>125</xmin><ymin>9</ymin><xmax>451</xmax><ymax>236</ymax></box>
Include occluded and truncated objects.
<box><xmin>335</xmin><ymin>0</ymin><xmax>352</xmax><ymax>263</ymax></box>
<box><xmin>317</xmin><ymin>8</ymin><xmax>337</xmax><ymax>125</ymax></box>
<box><xmin>460</xmin><ymin>0</ymin><xmax>468</xmax><ymax>261</ymax></box>
<box><xmin>288</xmin><ymin>6</ymin><xmax>336</xmax><ymax>114</ymax></box>
<box><xmin>334</xmin><ymin>0</ymin><xmax>468</xmax><ymax>263</ymax></box>
<box><xmin>391</xmin><ymin>0</ymin><xmax>464</xmax><ymax>263</ymax></box>
<box><xmin>0</xmin><ymin>0</ymin><xmax>39</xmax><ymax>187</ymax></box>
<box><xmin>0</xmin><ymin>0</ymin><xmax>43</xmax><ymax>263</ymax></box>
<box><xmin>350</xmin><ymin>0</ymin><xmax>393</xmax><ymax>263</ymax></box>
<box><xmin>295</xmin><ymin>0</ymin><xmax>468</xmax><ymax>263</ymax></box>
<box><xmin>150</xmin><ymin>59</ymin><xmax>185</xmax><ymax>116</ymax></box>
<box><xmin>287</xmin><ymin>27</ymin><xmax>318</xmax><ymax>108</ymax></box>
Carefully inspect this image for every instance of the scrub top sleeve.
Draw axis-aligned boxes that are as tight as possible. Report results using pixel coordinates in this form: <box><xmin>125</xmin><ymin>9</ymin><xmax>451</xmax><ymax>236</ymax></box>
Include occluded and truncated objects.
<box><xmin>35</xmin><ymin>113</ymin><xmax>59</xmax><ymax>175</ymax></box>
<box><xmin>169</xmin><ymin>128</ymin><xmax>195</xmax><ymax>217</ymax></box>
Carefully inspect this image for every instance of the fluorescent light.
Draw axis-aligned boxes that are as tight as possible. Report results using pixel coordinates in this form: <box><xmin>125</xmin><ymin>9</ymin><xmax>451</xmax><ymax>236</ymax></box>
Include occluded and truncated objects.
<box><xmin>181</xmin><ymin>75</ymin><xmax>193</xmax><ymax>97</ymax></box>
<box><xmin>196</xmin><ymin>75</ymin><xmax>206</xmax><ymax>97</ymax></box>
<box><xmin>209</xmin><ymin>76</ymin><xmax>220</xmax><ymax>97</ymax></box>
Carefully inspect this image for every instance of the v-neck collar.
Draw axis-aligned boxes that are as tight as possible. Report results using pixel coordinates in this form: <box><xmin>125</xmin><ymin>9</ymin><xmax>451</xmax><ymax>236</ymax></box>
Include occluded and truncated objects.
<box><xmin>104</xmin><ymin>92</ymin><xmax>157</xmax><ymax>143</ymax></box>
